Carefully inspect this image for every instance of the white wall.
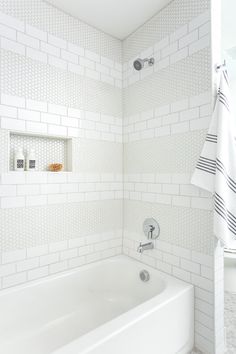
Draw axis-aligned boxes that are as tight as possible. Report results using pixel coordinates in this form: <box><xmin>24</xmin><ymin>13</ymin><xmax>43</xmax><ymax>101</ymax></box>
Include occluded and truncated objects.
<box><xmin>0</xmin><ymin>0</ymin><xmax>225</xmax><ymax>353</ymax></box>
<box><xmin>0</xmin><ymin>0</ymin><xmax>123</xmax><ymax>286</ymax></box>
<box><xmin>122</xmin><ymin>0</ymin><xmax>223</xmax><ymax>352</ymax></box>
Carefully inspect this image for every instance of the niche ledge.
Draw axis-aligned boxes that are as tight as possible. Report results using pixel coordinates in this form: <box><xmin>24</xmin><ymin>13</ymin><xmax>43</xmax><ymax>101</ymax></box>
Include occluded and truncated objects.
<box><xmin>9</xmin><ymin>132</ymin><xmax>73</xmax><ymax>172</ymax></box>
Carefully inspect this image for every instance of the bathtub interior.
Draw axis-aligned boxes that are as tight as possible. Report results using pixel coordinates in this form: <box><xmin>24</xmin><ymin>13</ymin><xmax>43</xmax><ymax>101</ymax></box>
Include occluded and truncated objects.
<box><xmin>0</xmin><ymin>257</ymin><xmax>168</xmax><ymax>354</ymax></box>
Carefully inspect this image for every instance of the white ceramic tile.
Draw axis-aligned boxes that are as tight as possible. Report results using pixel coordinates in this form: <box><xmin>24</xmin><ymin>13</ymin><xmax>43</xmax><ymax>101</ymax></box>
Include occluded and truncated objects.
<box><xmin>179</xmin><ymin>30</ymin><xmax>198</xmax><ymax>48</ymax></box>
<box><xmin>18</xmin><ymin>109</ymin><xmax>40</xmax><ymax>121</ymax></box>
<box><xmin>1</xmin><ymin>196</ymin><xmax>25</xmax><ymax>209</ymax></box>
<box><xmin>0</xmin><ymin>3</ymin><xmax>219</xmax><ymax>353</ymax></box>
<box><xmin>28</xmin><ymin>266</ymin><xmax>49</xmax><ymax>280</ymax></box>
<box><xmin>0</xmin><ymin>23</ymin><xmax>16</xmax><ymax>40</ymax></box>
<box><xmin>26</xmin><ymin>99</ymin><xmax>47</xmax><ymax>112</ymax></box>
<box><xmin>48</xmin><ymin>55</ymin><xmax>67</xmax><ymax>71</ymax></box>
<box><xmin>67</xmin><ymin>43</ymin><xmax>84</xmax><ymax>56</ymax></box>
<box><xmin>1</xmin><ymin>37</ymin><xmax>25</xmax><ymax>55</ymax></box>
<box><xmin>26</xmin><ymin>195</ymin><xmax>47</xmax><ymax>206</ymax></box>
<box><xmin>0</xmin><ymin>104</ymin><xmax>17</xmax><ymax>118</ymax></box>
<box><xmin>41</xmin><ymin>41</ymin><xmax>60</xmax><ymax>56</ymax></box>
<box><xmin>26</xmin><ymin>47</ymin><xmax>47</xmax><ymax>63</ymax></box>
<box><xmin>26</xmin><ymin>24</ymin><xmax>47</xmax><ymax>41</ymax></box>
<box><xmin>2</xmin><ymin>249</ymin><xmax>26</xmax><ymax>263</ymax></box>
<box><xmin>2</xmin><ymin>272</ymin><xmax>27</xmax><ymax>288</ymax></box>
<box><xmin>189</xmin><ymin>35</ymin><xmax>210</xmax><ymax>56</ymax></box>
<box><xmin>61</xmin><ymin>49</ymin><xmax>78</xmax><ymax>64</ymax></box>
<box><xmin>1</xmin><ymin>93</ymin><xmax>25</xmax><ymax>107</ymax></box>
<box><xmin>17</xmin><ymin>32</ymin><xmax>39</xmax><ymax>49</ymax></box>
<box><xmin>48</xmin><ymin>34</ymin><xmax>67</xmax><ymax>49</ymax></box>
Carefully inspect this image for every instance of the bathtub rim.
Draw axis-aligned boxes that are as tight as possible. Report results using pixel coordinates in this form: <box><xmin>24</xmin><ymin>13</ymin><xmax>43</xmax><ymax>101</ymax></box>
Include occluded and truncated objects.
<box><xmin>0</xmin><ymin>254</ymin><xmax>192</xmax><ymax>297</ymax></box>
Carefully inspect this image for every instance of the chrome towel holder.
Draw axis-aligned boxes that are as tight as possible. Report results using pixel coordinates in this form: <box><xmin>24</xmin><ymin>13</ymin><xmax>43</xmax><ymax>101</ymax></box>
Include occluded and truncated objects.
<box><xmin>215</xmin><ymin>59</ymin><xmax>226</xmax><ymax>72</ymax></box>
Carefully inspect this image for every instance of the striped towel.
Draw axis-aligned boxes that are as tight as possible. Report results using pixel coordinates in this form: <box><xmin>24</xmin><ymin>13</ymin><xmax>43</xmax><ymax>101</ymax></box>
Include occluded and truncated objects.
<box><xmin>191</xmin><ymin>70</ymin><xmax>236</xmax><ymax>247</ymax></box>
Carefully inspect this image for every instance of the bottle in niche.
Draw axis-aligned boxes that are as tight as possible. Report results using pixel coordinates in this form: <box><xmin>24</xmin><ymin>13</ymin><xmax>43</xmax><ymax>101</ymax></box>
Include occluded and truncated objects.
<box><xmin>14</xmin><ymin>148</ymin><xmax>25</xmax><ymax>171</ymax></box>
<box><xmin>26</xmin><ymin>149</ymin><xmax>36</xmax><ymax>171</ymax></box>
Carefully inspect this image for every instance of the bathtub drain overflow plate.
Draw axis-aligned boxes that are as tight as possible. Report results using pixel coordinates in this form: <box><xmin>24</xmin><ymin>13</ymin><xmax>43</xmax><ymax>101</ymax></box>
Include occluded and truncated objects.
<box><xmin>139</xmin><ymin>270</ymin><xmax>150</xmax><ymax>282</ymax></box>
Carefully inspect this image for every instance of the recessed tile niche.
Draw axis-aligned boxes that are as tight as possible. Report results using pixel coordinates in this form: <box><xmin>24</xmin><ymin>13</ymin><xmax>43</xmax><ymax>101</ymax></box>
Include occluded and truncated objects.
<box><xmin>9</xmin><ymin>132</ymin><xmax>72</xmax><ymax>172</ymax></box>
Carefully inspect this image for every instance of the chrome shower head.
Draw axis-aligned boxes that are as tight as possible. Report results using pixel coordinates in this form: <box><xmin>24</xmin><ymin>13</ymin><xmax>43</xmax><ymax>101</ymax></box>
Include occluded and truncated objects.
<box><xmin>133</xmin><ymin>57</ymin><xmax>155</xmax><ymax>71</ymax></box>
<box><xmin>133</xmin><ymin>58</ymin><xmax>144</xmax><ymax>71</ymax></box>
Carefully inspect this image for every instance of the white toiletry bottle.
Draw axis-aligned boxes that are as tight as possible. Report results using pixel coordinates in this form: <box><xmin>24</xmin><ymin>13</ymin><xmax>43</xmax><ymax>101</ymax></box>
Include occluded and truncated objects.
<box><xmin>14</xmin><ymin>148</ymin><xmax>25</xmax><ymax>171</ymax></box>
<box><xmin>26</xmin><ymin>149</ymin><xmax>36</xmax><ymax>171</ymax></box>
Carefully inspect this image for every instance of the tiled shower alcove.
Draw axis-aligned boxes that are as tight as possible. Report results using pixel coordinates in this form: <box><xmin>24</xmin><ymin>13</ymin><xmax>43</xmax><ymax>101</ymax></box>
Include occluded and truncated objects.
<box><xmin>9</xmin><ymin>132</ymin><xmax>72</xmax><ymax>172</ymax></box>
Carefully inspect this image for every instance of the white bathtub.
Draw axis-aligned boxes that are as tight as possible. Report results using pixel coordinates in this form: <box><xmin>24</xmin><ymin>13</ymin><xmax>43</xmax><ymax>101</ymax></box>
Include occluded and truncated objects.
<box><xmin>0</xmin><ymin>255</ymin><xmax>194</xmax><ymax>354</ymax></box>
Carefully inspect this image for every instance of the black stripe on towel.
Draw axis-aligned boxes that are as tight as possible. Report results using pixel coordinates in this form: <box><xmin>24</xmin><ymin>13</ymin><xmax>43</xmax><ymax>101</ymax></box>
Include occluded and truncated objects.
<box><xmin>198</xmin><ymin>157</ymin><xmax>216</xmax><ymax>169</ymax></box>
<box><xmin>196</xmin><ymin>165</ymin><xmax>216</xmax><ymax>175</ymax></box>
<box><xmin>214</xmin><ymin>206</ymin><xmax>236</xmax><ymax>236</ymax></box>
<box><xmin>216</xmin><ymin>159</ymin><xmax>236</xmax><ymax>193</ymax></box>
<box><xmin>214</xmin><ymin>193</ymin><xmax>236</xmax><ymax>235</ymax></box>
<box><xmin>197</xmin><ymin>157</ymin><xmax>216</xmax><ymax>174</ymax></box>
<box><xmin>198</xmin><ymin>159</ymin><xmax>216</xmax><ymax>167</ymax></box>
<box><xmin>219</xmin><ymin>100</ymin><xmax>230</xmax><ymax>113</ymax></box>
<box><xmin>206</xmin><ymin>136</ymin><xmax>217</xmax><ymax>140</ymax></box>
<box><xmin>216</xmin><ymin>166</ymin><xmax>236</xmax><ymax>193</ymax></box>
<box><xmin>223</xmin><ymin>70</ymin><xmax>229</xmax><ymax>86</ymax></box>
<box><xmin>216</xmin><ymin>159</ymin><xmax>236</xmax><ymax>187</ymax></box>
<box><xmin>215</xmin><ymin>198</ymin><xmax>236</xmax><ymax>234</ymax></box>
<box><xmin>197</xmin><ymin>162</ymin><xmax>216</xmax><ymax>173</ymax></box>
<box><xmin>218</xmin><ymin>91</ymin><xmax>230</xmax><ymax>111</ymax></box>
<box><xmin>199</xmin><ymin>156</ymin><xmax>216</xmax><ymax>165</ymax></box>
<box><xmin>219</xmin><ymin>89</ymin><xmax>229</xmax><ymax>103</ymax></box>
<box><xmin>218</xmin><ymin>89</ymin><xmax>230</xmax><ymax>104</ymax></box>
<box><xmin>219</xmin><ymin>98</ymin><xmax>230</xmax><ymax>112</ymax></box>
<box><xmin>215</xmin><ymin>193</ymin><xmax>236</xmax><ymax>225</ymax></box>
<box><xmin>206</xmin><ymin>138</ymin><xmax>217</xmax><ymax>143</ymax></box>
<box><xmin>206</xmin><ymin>134</ymin><xmax>217</xmax><ymax>143</ymax></box>
<box><xmin>217</xmin><ymin>173</ymin><xmax>236</xmax><ymax>193</ymax></box>
<box><xmin>219</xmin><ymin>89</ymin><xmax>228</xmax><ymax>101</ymax></box>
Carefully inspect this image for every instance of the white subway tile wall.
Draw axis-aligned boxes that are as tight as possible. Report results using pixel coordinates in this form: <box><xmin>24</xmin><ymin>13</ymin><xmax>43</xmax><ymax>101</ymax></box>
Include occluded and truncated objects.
<box><xmin>0</xmin><ymin>172</ymin><xmax>123</xmax><ymax>208</ymax></box>
<box><xmin>123</xmin><ymin>234</ymin><xmax>214</xmax><ymax>352</ymax></box>
<box><xmin>124</xmin><ymin>172</ymin><xmax>212</xmax><ymax>211</ymax></box>
<box><xmin>123</xmin><ymin>21</ymin><xmax>210</xmax><ymax>89</ymax></box>
<box><xmin>0</xmin><ymin>0</ymin><xmax>123</xmax><ymax>299</ymax></box>
<box><xmin>122</xmin><ymin>0</ymin><xmax>223</xmax><ymax>353</ymax></box>
<box><xmin>2</xmin><ymin>100</ymin><xmax>122</xmax><ymax>171</ymax></box>
<box><xmin>0</xmin><ymin>14</ymin><xmax>122</xmax><ymax>88</ymax></box>
<box><xmin>0</xmin><ymin>1</ymin><xmax>122</xmax><ymax>62</ymax></box>
<box><xmin>124</xmin><ymin>92</ymin><xmax>211</xmax><ymax>142</ymax></box>
<box><xmin>0</xmin><ymin>1</ymin><xmax>224</xmax><ymax>353</ymax></box>
<box><xmin>0</xmin><ymin>230</ymin><xmax>122</xmax><ymax>288</ymax></box>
